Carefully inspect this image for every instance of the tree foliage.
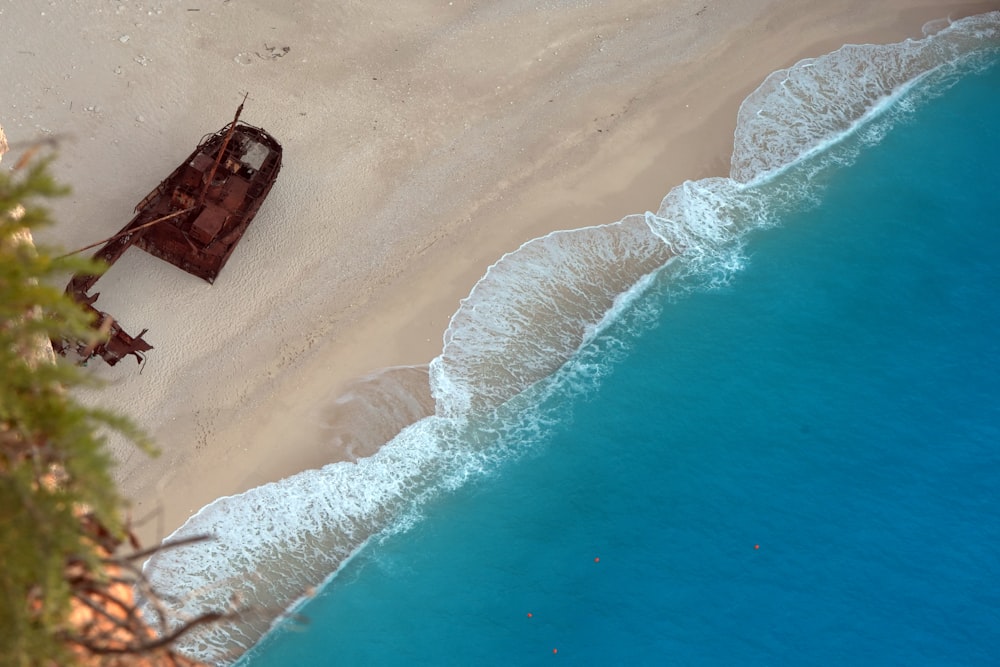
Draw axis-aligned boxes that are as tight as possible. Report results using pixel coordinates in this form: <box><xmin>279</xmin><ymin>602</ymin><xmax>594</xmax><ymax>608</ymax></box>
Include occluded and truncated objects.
<box><xmin>0</xmin><ymin>149</ymin><xmax>161</xmax><ymax>666</ymax></box>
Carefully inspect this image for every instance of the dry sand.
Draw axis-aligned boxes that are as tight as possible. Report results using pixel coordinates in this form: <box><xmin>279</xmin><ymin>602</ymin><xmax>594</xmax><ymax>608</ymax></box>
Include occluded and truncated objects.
<box><xmin>2</xmin><ymin>0</ymin><xmax>997</xmax><ymax>547</ymax></box>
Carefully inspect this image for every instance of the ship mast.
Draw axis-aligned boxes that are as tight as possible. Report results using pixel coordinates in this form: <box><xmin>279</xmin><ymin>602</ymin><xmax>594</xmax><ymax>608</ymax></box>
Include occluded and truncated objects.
<box><xmin>198</xmin><ymin>92</ymin><xmax>248</xmax><ymax>205</ymax></box>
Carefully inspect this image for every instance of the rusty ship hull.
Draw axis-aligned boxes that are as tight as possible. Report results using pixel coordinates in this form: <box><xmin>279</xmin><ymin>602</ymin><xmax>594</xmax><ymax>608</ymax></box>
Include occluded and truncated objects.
<box><xmin>56</xmin><ymin>110</ymin><xmax>282</xmax><ymax>365</ymax></box>
<box><xmin>132</xmin><ymin>123</ymin><xmax>282</xmax><ymax>283</ymax></box>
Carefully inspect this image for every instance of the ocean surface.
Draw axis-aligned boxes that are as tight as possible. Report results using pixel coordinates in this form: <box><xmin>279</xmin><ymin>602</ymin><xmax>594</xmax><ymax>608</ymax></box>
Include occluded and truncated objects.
<box><xmin>143</xmin><ymin>14</ymin><xmax>1000</xmax><ymax>666</ymax></box>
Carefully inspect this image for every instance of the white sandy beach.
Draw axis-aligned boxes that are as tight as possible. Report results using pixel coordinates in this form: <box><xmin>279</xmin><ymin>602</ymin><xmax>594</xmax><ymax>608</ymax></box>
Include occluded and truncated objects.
<box><xmin>2</xmin><ymin>0</ymin><xmax>996</xmax><ymax>551</ymax></box>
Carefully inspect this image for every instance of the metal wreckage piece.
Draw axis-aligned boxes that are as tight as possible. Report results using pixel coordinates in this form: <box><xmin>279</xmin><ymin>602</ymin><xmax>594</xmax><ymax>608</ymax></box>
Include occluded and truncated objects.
<box><xmin>53</xmin><ymin>99</ymin><xmax>282</xmax><ymax>366</ymax></box>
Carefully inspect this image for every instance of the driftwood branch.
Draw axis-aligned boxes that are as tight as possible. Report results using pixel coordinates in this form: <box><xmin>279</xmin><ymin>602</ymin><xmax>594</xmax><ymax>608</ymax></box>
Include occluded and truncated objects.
<box><xmin>60</xmin><ymin>520</ymin><xmax>231</xmax><ymax>665</ymax></box>
<box><xmin>64</xmin><ymin>610</ymin><xmax>233</xmax><ymax>656</ymax></box>
<box><xmin>112</xmin><ymin>533</ymin><xmax>213</xmax><ymax>563</ymax></box>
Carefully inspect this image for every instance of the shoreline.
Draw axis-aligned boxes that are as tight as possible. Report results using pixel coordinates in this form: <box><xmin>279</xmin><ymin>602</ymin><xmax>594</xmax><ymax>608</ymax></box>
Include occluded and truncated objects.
<box><xmin>2</xmin><ymin>1</ymin><xmax>996</xmax><ymax>550</ymax></box>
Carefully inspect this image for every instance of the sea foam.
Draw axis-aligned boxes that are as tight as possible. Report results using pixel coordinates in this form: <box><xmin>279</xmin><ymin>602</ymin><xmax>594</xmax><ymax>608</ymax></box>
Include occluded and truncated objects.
<box><xmin>141</xmin><ymin>13</ymin><xmax>1000</xmax><ymax>665</ymax></box>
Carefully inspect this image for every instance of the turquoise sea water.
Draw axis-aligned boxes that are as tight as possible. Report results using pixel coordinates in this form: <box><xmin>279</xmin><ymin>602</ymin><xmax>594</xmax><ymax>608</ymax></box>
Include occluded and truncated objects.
<box><xmin>143</xmin><ymin>15</ymin><xmax>1000</xmax><ymax>666</ymax></box>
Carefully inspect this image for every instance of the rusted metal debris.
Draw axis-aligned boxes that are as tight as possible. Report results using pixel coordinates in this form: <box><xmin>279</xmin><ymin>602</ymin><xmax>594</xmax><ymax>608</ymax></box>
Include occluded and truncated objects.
<box><xmin>53</xmin><ymin>99</ymin><xmax>282</xmax><ymax>366</ymax></box>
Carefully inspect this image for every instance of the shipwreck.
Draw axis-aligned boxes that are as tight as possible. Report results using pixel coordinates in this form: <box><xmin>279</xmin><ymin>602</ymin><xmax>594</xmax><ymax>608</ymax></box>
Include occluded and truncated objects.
<box><xmin>53</xmin><ymin>99</ymin><xmax>282</xmax><ymax>365</ymax></box>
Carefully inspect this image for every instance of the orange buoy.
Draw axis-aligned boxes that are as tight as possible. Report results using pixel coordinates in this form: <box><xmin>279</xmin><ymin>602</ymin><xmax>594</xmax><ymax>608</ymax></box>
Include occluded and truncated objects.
<box><xmin>754</xmin><ymin>544</ymin><xmax>760</xmax><ymax>550</ymax></box>
<box><xmin>594</xmin><ymin>557</ymin><xmax>600</xmax><ymax>563</ymax></box>
<box><xmin>527</xmin><ymin>613</ymin><xmax>533</xmax><ymax>618</ymax></box>
<box><xmin>553</xmin><ymin>648</ymin><xmax>558</xmax><ymax>654</ymax></box>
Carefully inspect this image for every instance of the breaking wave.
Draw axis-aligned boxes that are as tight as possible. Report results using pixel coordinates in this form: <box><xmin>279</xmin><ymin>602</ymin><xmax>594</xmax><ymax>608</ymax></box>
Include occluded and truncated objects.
<box><xmin>140</xmin><ymin>13</ymin><xmax>1000</xmax><ymax>665</ymax></box>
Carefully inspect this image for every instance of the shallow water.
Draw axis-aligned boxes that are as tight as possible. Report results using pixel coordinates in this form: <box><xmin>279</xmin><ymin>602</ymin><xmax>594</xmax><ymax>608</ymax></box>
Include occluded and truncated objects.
<box><xmin>139</xmin><ymin>14</ymin><xmax>1000</xmax><ymax>665</ymax></box>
